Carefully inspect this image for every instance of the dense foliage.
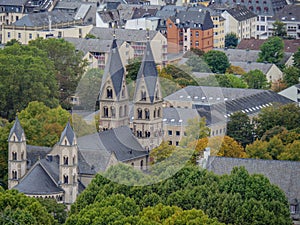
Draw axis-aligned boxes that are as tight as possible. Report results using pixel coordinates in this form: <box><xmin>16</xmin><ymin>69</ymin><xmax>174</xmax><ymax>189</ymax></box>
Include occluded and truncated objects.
<box><xmin>203</xmin><ymin>50</ymin><xmax>230</xmax><ymax>74</ymax></box>
<box><xmin>257</xmin><ymin>36</ymin><xmax>284</xmax><ymax>65</ymax></box>
<box><xmin>68</xmin><ymin>165</ymin><xmax>292</xmax><ymax>225</ymax></box>
<box><xmin>224</xmin><ymin>32</ymin><xmax>238</xmax><ymax>48</ymax></box>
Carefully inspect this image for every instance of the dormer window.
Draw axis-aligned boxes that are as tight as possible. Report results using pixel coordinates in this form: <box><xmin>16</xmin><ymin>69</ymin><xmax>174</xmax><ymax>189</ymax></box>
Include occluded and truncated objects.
<box><xmin>106</xmin><ymin>87</ymin><xmax>113</xmax><ymax>99</ymax></box>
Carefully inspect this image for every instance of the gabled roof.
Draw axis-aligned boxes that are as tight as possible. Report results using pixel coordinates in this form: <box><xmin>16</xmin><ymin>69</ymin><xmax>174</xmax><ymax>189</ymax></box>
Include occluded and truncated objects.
<box><xmin>0</xmin><ymin>0</ymin><xmax>27</xmax><ymax>6</ymax></box>
<box><xmin>100</xmin><ymin>38</ymin><xmax>125</xmax><ymax>100</ymax></box>
<box><xmin>14</xmin><ymin>157</ymin><xmax>63</xmax><ymax>195</ymax></box>
<box><xmin>14</xmin><ymin>10</ymin><xmax>77</xmax><ymax>27</ymax></box>
<box><xmin>132</xmin><ymin>8</ymin><xmax>158</xmax><ymax>19</ymax></box>
<box><xmin>97</xmin><ymin>10</ymin><xmax>120</xmax><ymax>23</ymax></box>
<box><xmin>26</xmin><ymin>145</ymin><xmax>52</xmax><ymax>169</ymax></box>
<box><xmin>224</xmin><ymin>5</ymin><xmax>256</xmax><ymax>21</ymax></box>
<box><xmin>98</xmin><ymin>126</ymin><xmax>148</xmax><ymax>161</ymax></box>
<box><xmin>206</xmin><ymin>156</ymin><xmax>300</xmax><ymax>203</ymax></box>
<box><xmin>59</xmin><ymin>122</ymin><xmax>76</xmax><ymax>146</ymax></box>
<box><xmin>163</xmin><ymin>107</ymin><xmax>200</xmax><ymax>126</ymax></box>
<box><xmin>217</xmin><ymin>48</ymin><xmax>260</xmax><ymax>62</ymax></box>
<box><xmin>8</xmin><ymin>117</ymin><xmax>24</xmax><ymax>142</ymax></box>
<box><xmin>135</xmin><ymin>41</ymin><xmax>159</xmax><ymax>103</ymax></box>
<box><xmin>230</xmin><ymin>61</ymin><xmax>274</xmax><ymax>74</ymax></box>
<box><xmin>89</xmin><ymin>27</ymin><xmax>158</xmax><ymax>42</ymax></box>
<box><xmin>271</xmin><ymin>5</ymin><xmax>300</xmax><ymax>22</ymax></box>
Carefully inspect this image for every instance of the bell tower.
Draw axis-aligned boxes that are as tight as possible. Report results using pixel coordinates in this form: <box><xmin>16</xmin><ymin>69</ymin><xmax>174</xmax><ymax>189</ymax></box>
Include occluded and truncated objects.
<box><xmin>132</xmin><ymin>41</ymin><xmax>163</xmax><ymax>150</ymax></box>
<box><xmin>58</xmin><ymin>122</ymin><xmax>78</xmax><ymax>205</ymax></box>
<box><xmin>98</xmin><ymin>37</ymin><xmax>129</xmax><ymax>131</ymax></box>
<box><xmin>8</xmin><ymin>117</ymin><xmax>27</xmax><ymax>189</ymax></box>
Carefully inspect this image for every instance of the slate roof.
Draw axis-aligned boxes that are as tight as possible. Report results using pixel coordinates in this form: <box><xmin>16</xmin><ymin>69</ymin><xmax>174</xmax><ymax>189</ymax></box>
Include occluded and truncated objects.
<box><xmin>132</xmin><ymin>8</ymin><xmax>158</xmax><ymax>19</ymax></box>
<box><xmin>271</xmin><ymin>4</ymin><xmax>300</xmax><ymax>21</ymax></box>
<box><xmin>63</xmin><ymin>37</ymin><xmax>124</xmax><ymax>55</ymax></box>
<box><xmin>26</xmin><ymin>145</ymin><xmax>52</xmax><ymax>169</ymax></box>
<box><xmin>237</xmin><ymin>38</ymin><xmax>300</xmax><ymax>53</ymax></box>
<box><xmin>100</xmin><ymin>38</ymin><xmax>125</xmax><ymax>100</ymax></box>
<box><xmin>8</xmin><ymin>117</ymin><xmax>24</xmax><ymax>142</ymax></box>
<box><xmin>59</xmin><ymin>122</ymin><xmax>76</xmax><ymax>145</ymax></box>
<box><xmin>98</xmin><ymin>10</ymin><xmax>120</xmax><ymax>23</ymax></box>
<box><xmin>14</xmin><ymin>10</ymin><xmax>77</xmax><ymax>27</ymax></box>
<box><xmin>230</xmin><ymin>61</ymin><xmax>274</xmax><ymax>74</ymax></box>
<box><xmin>14</xmin><ymin>157</ymin><xmax>63</xmax><ymax>195</ymax></box>
<box><xmin>77</xmin><ymin>132</ymin><xmax>111</xmax><ymax>173</ymax></box>
<box><xmin>170</xmin><ymin>10</ymin><xmax>214</xmax><ymax>30</ymax></box>
<box><xmin>98</xmin><ymin>126</ymin><xmax>148</xmax><ymax>161</ymax></box>
<box><xmin>217</xmin><ymin>48</ymin><xmax>260</xmax><ymax>62</ymax></box>
<box><xmin>224</xmin><ymin>5</ymin><xmax>256</xmax><ymax>21</ymax></box>
<box><xmin>0</xmin><ymin>0</ymin><xmax>27</xmax><ymax>6</ymax></box>
<box><xmin>135</xmin><ymin>41</ymin><xmax>159</xmax><ymax>103</ymax></box>
<box><xmin>206</xmin><ymin>156</ymin><xmax>300</xmax><ymax>203</ymax></box>
<box><xmin>89</xmin><ymin>27</ymin><xmax>158</xmax><ymax>42</ymax></box>
<box><xmin>163</xmin><ymin>107</ymin><xmax>200</xmax><ymax>126</ymax></box>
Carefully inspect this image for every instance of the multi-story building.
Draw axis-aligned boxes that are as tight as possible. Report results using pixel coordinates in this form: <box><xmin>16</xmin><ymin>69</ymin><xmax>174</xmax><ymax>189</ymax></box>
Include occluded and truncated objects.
<box><xmin>220</xmin><ymin>4</ymin><xmax>257</xmax><ymax>40</ymax></box>
<box><xmin>2</xmin><ymin>10</ymin><xmax>93</xmax><ymax>44</ymax></box>
<box><xmin>267</xmin><ymin>5</ymin><xmax>300</xmax><ymax>39</ymax></box>
<box><xmin>166</xmin><ymin>9</ymin><xmax>214</xmax><ymax>53</ymax></box>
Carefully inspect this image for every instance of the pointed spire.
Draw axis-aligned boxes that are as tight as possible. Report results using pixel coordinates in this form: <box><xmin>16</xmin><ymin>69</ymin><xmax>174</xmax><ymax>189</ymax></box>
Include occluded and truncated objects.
<box><xmin>8</xmin><ymin>117</ymin><xmax>25</xmax><ymax>142</ymax></box>
<box><xmin>59</xmin><ymin>121</ymin><xmax>76</xmax><ymax>146</ymax></box>
<box><xmin>99</xmin><ymin>31</ymin><xmax>125</xmax><ymax>100</ymax></box>
<box><xmin>135</xmin><ymin>39</ymin><xmax>158</xmax><ymax>103</ymax></box>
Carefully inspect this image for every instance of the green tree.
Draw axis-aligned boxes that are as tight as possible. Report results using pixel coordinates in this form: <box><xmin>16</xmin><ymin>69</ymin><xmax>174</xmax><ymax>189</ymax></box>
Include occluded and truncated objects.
<box><xmin>242</xmin><ymin>69</ymin><xmax>269</xmax><ymax>89</ymax></box>
<box><xmin>204</xmin><ymin>50</ymin><xmax>230</xmax><ymax>73</ymax></box>
<box><xmin>29</xmin><ymin>38</ymin><xmax>88</xmax><ymax>109</ymax></box>
<box><xmin>272</xmin><ymin>20</ymin><xmax>287</xmax><ymax>38</ymax></box>
<box><xmin>0</xmin><ymin>188</ymin><xmax>55</xmax><ymax>225</ymax></box>
<box><xmin>215</xmin><ymin>74</ymin><xmax>248</xmax><ymax>88</ymax></box>
<box><xmin>279</xmin><ymin>140</ymin><xmax>300</xmax><ymax>161</ymax></box>
<box><xmin>180</xmin><ymin>117</ymin><xmax>210</xmax><ymax>147</ymax></box>
<box><xmin>225</xmin><ymin>32</ymin><xmax>238</xmax><ymax>48</ymax></box>
<box><xmin>126</xmin><ymin>58</ymin><xmax>142</xmax><ymax>82</ymax></box>
<box><xmin>257</xmin><ymin>36</ymin><xmax>284</xmax><ymax>65</ymax></box>
<box><xmin>186</xmin><ymin>54</ymin><xmax>211</xmax><ymax>72</ymax></box>
<box><xmin>293</xmin><ymin>47</ymin><xmax>300</xmax><ymax>69</ymax></box>
<box><xmin>150</xmin><ymin>141</ymin><xmax>176</xmax><ymax>164</ymax></box>
<box><xmin>0</xmin><ymin>43</ymin><xmax>59</xmax><ymax>121</ymax></box>
<box><xmin>283</xmin><ymin>66</ymin><xmax>300</xmax><ymax>87</ymax></box>
<box><xmin>227</xmin><ymin>111</ymin><xmax>254</xmax><ymax>147</ymax></box>
<box><xmin>37</xmin><ymin>198</ymin><xmax>67</xmax><ymax>224</ymax></box>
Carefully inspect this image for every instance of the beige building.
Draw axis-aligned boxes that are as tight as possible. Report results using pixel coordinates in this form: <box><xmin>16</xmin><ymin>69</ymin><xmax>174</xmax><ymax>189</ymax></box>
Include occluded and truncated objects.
<box><xmin>2</xmin><ymin>10</ymin><xmax>93</xmax><ymax>44</ymax></box>
<box><xmin>221</xmin><ymin>5</ymin><xmax>257</xmax><ymax>40</ymax></box>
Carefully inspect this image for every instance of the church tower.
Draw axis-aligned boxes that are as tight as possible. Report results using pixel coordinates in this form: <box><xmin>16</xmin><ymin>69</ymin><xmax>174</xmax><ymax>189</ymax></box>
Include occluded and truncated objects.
<box><xmin>8</xmin><ymin>117</ymin><xmax>27</xmax><ymax>189</ymax></box>
<box><xmin>58</xmin><ymin>122</ymin><xmax>78</xmax><ymax>205</ymax></box>
<box><xmin>98</xmin><ymin>37</ymin><xmax>129</xmax><ymax>131</ymax></box>
<box><xmin>132</xmin><ymin>41</ymin><xmax>163</xmax><ymax>150</ymax></box>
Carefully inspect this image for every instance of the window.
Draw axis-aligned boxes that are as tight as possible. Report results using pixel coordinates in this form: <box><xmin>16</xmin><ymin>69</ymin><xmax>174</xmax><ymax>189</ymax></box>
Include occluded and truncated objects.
<box><xmin>111</xmin><ymin>106</ymin><xmax>116</xmax><ymax>118</ymax></box>
<box><xmin>58</xmin><ymin>31</ymin><xmax>62</xmax><ymax>38</ymax></box>
<box><xmin>140</xmin><ymin>160</ymin><xmax>143</xmax><ymax>169</ymax></box>
<box><xmin>176</xmin><ymin>141</ymin><xmax>179</xmax><ymax>146</ymax></box>
<box><xmin>29</xmin><ymin>33</ymin><xmax>32</xmax><ymax>39</ymax></box>
<box><xmin>136</xmin><ymin>130</ymin><xmax>142</xmax><ymax>138</ymax></box>
<box><xmin>257</xmin><ymin>25</ymin><xmax>260</xmax><ymax>31</ymax></box>
<box><xmin>141</xmin><ymin>91</ymin><xmax>146</xmax><ymax>101</ymax></box>
<box><xmin>153</xmin><ymin>109</ymin><xmax>156</xmax><ymax>118</ymax></box>
<box><xmin>195</xmin><ymin>31</ymin><xmax>199</xmax><ymax>37</ymax></box>
<box><xmin>8</xmin><ymin>32</ymin><xmax>10</xmax><ymax>38</ymax></box>
<box><xmin>169</xmin><ymin>23</ymin><xmax>172</xmax><ymax>28</ymax></box>
<box><xmin>124</xmin><ymin>105</ymin><xmax>127</xmax><ymax>116</ymax></box>
<box><xmin>137</xmin><ymin>108</ymin><xmax>142</xmax><ymax>119</ymax></box>
<box><xmin>21</xmin><ymin>152</ymin><xmax>24</xmax><ymax>160</ymax></box>
<box><xmin>18</xmin><ymin>33</ymin><xmax>21</xmax><ymax>38</ymax></box>
<box><xmin>73</xmin><ymin>156</ymin><xmax>76</xmax><ymax>165</ymax></box>
<box><xmin>122</xmin><ymin>85</ymin><xmax>125</xmax><ymax>97</ymax></box>
<box><xmin>260</xmin><ymin>25</ymin><xmax>265</xmax><ymax>31</ymax></box>
<box><xmin>145</xmin><ymin>109</ymin><xmax>150</xmax><ymax>120</ymax></box>
<box><xmin>168</xmin><ymin>130</ymin><xmax>172</xmax><ymax>136</ymax></box>
<box><xmin>12</xmin><ymin>170</ymin><xmax>17</xmax><ymax>179</ymax></box>
<box><xmin>157</xmin><ymin>108</ymin><xmax>161</xmax><ymax>117</ymax></box>
<box><xmin>168</xmin><ymin>141</ymin><xmax>172</xmax><ymax>145</ymax></box>
<box><xmin>63</xmin><ymin>175</ymin><xmax>68</xmax><ymax>184</ymax></box>
<box><xmin>195</xmin><ymin>41</ymin><xmax>199</xmax><ymax>46</ymax></box>
<box><xmin>118</xmin><ymin>106</ymin><xmax>122</xmax><ymax>117</ymax></box>
<box><xmin>145</xmin><ymin>131</ymin><xmax>150</xmax><ymax>138</ymax></box>
<box><xmin>261</xmin><ymin>16</ymin><xmax>265</xmax><ymax>21</ymax></box>
<box><xmin>106</xmin><ymin>87</ymin><xmax>113</xmax><ymax>98</ymax></box>
<box><xmin>176</xmin><ymin>131</ymin><xmax>180</xmax><ymax>136</ymax></box>
<box><xmin>103</xmin><ymin>106</ymin><xmax>108</xmax><ymax>118</ymax></box>
<box><xmin>12</xmin><ymin>152</ymin><xmax>17</xmax><ymax>160</ymax></box>
<box><xmin>16</xmin><ymin>16</ymin><xmax>19</xmax><ymax>20</ymax></box>
<box><xmin>63</xmin><ymin>156</ymin><xmax>68</xmax><ymax>165</ymax></box>
<box><xmin>290</xmin><ymin>205</ymin><xmax>298</xmax><ymax>214</ymax></box>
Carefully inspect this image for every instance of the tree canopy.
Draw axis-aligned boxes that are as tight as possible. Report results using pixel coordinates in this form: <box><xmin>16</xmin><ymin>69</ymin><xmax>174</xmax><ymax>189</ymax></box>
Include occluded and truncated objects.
<box><xmin>215</xmin><ymin>74</ymin><xmax>248</xmax><ymax>88</ymax></box>
<box><xmin>257</xmin><ymin>36</ymin><xmax>284</xmax><ymax>65</ymax></box>
<box><xmin>225</xmin><ymin>32</ymin><xmax>238</xmax><ymax>48</ymax></box>
<box><xmin>203</xmin><ymin>50</ymin><xmax>230</xmax><ymax>74</ymax></box>
<box><xmin>283</xmin><ymin>66</ymin><xmax>300</xmax><ymax>88</ymax></box>
<box><xmin>272</xmin><ymin>20</ymin><xmax>287</xmax><ymax>38</ymax></box>
<box><xmin>242</xmin><ymin>69</ymin><xmax>269</xmax><ymax>89</ymax></box>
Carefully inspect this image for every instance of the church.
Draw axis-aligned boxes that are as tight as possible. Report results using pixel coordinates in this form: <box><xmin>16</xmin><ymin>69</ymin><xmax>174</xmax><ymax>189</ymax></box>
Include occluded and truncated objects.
<box><xmin>7</xmin><ymin>37</ymin><xmax>163</xmax><ymax>206</ymax></box>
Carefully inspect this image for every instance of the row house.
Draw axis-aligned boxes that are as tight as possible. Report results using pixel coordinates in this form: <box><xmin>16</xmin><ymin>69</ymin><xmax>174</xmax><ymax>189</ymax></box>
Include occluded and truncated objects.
<box><xmin>220</xmin><ymin>4</ymin><xmax>257</xmax><ymax>40</ymax></box>
<box><xmin>1</xmin><ymin>10</ymin><xmax>93</xmax><ymax>44</ymax></box>
<box><xmin>166</xmin><ymin>9</ymin><xmax>214</xmax><ymax>53</ymax></box>
<box><xmin>0</xmin><ymin>0</ymin><xmax>57</xmax><ymax>42</ymax></box>
<box><xmin>268</xmin><ymin>5</ymin><xmax>300</xmax><ymax>39</ymax></box>
<box><xmin>210</xmin><ymin>0</ymin><xmax>287</xmax><ymax>39</ymax></box>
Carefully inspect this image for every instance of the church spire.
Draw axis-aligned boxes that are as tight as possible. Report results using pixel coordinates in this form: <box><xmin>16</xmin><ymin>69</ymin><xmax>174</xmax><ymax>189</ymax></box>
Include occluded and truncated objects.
<box><xmin>59</xmin><ymin>121</ymin><xmax>76</xmax><ymax>146</ymax></box>
<box><xmin>8</xmin><ymin>117</ymin><xmax>25</xmax><ymax>142</ymax></box>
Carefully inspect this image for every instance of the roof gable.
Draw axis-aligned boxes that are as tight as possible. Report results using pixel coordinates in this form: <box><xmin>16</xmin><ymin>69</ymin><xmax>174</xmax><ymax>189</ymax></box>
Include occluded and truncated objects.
<box><xmin>59</xmin><ymin>122</ymin><xmax>76</xmax><ymax>146</ymax></box>
<box><xmin>8</xmin><ymin>117</ymin><xmax>25</xmax><ymax>142</ymax></box>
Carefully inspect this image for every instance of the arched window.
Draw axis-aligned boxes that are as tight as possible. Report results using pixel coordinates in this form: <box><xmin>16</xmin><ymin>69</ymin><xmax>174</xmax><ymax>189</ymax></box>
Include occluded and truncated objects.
<box><xmin>145</xmin><ymin>109</ymin><xmax>150</xmax><ymax>120</ymax></box>
<box><xmin>119</xmin><ymin>106</ymin><xmax>123</xmax><ymax>117</ymax></box>
<box><xmin>155</xmin><ymin>89</ymin><xmax>159</xmax><ymax>100</ymax></box>
<box><xmin>12</xmin><ymin>170</ymin><xmax>17</xmax><ymax>179</ymax></box>
<box><xmin>124</xmin><ymin>105</ymin><xmax>127</xmax><ymax>116</ymax></box>
<box><xmin>12</xmin><ymin>152</ymin><xmax>17</xmax><ymax>160</ymax></box>
<box><xmin>111</xmin><ymin>106</ymin><xmax>116</xmax><ymax>118</ymax></box>
<box><xmin>140</xmin><ymin>160</ymin><xmax>144</xmax><ymax>169</ymax></box>
<box><xmin>157</xmin><ymin>108</ymin><xmax>161</xmax><ymax>118</ymax></box>
<box><xmin>63</xmin><ymin>156</ymin><xmax>68</xmax><ymax>165</ymax></box>
<box><xmin>137</xmin><ymin>108</ymin><xmax>142</xmax><ymax>119</ymax></box>
<box><xmin>106</xmin><ymin>87</ymin><xmax>113</xmax><ymax>99</ymax></box>
<box><xmin>131</xmin><ymin>162</ymin><xmax>134</xmax><ymax>166</ymax></box>
<box><xmin>103</xmin><ymin>106</ymin><xmax>109</xmax><ymax>117</ymax></box>
<box><xmin>153</xmin><ymin>108</ymin><xmax>156</xmax><ymax>118</ymax></box>
<box><xmin>141</xmin><ymin>90</ymin><xmax>146</xmax><ymax>101</ymax></box>
<box><xmin>145</xmin><ymin>131</ymin><xmax>150</xmax><ymax>138</ymax></box>
<box><xmin>63</xmin><ymin>175</ymin><xmax>68</xmax><ymax>184</ymax></box>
